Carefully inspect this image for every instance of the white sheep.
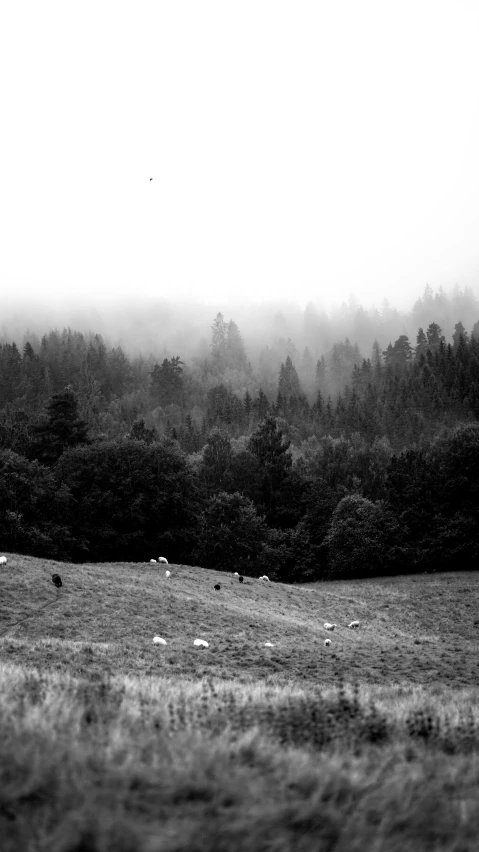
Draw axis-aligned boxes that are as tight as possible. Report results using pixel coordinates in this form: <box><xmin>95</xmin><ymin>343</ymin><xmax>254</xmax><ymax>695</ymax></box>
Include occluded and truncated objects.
<box><xmin>348</xmin><ymin>620</ymin><xmax>360</xmax><ymax>629</ymax></box>
<box><xmin>264</xmin><ymin>642</ymin><xmax>275</xmax><ymax>647</ymax></box>
<box><xmin>158</xmin><ymin>557</ymin><xmax>168</xmax><ymax>564</ymax></box>
<box><xmin>324</xmin><ymin>622</ymin><xmax>337</xmax><ymax>631</ymax></box>
<box><xmin>0</xmin><ymin>556</ymin><xmax>7</xmax><ymax>565</ymax></box>
<box><xmin>193</xmin><ymin>639</ymin><xmax>209</xmax><ymax>648</ymax></box>
<box><xmin>165</xmin><ymin>570</ymin><xmax>171</xmax><ymax>578</ymax></box>
<box><xmin>233</xmin><ymin>572</ymin><xmax>239</xmax><ymax>576</ymax></box>
<box><xmin>324</xmin><ymin>639</ymin><xmax>331</xmax><ymax>647</ymax></box>
<box><xmin>153</xmin><ymin>636</ymin><xmax>167</xmax><ymax>645</ymax></box>
<box><xmin>150</xmin><ymin>559</ymin><xmax>157</xmax><ymax>563</ymax></box>
<box><xmin>262</xmin><ymin>575</ymin><xmax>270</xmax><ymax>582</ymax></box>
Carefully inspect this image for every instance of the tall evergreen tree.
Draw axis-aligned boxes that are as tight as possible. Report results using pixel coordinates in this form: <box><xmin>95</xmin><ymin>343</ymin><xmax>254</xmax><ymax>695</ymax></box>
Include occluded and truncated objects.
<box><xmin>426</xmin><ymin>322</ymin><xmax>445</xmax><ymax>351</ymax></box>
<box><xmin>206</xmin><ymin>384</ymin><xmax>244</xmax><ymax>429</ymax></box>
<box><xmin>226</xmin><ymin>320</ymin><xmax>248</xmax><ymax>369</ymax></box>
<box><xmin>31</xmin><ymin>388</ymin><xmax>90</xmax><ymax>465</ymax></box>
<box><xmin>248</xmin><ymin>416</ymin><xmax>292</xmax><ymax>522</ymax></box>
<box><xmin>415</xmin><ymin>327</ymin><xmax>428</xmax><ymax>359</ymax></box>
<box><xmin>200</xmin><ymin>428</ymin><xmax>233</xmax><ymax>494</ymax></box>
<box><xmin>278</xmin><ymin>356</ymin><xmax>302</xmax><ymax>403</ymax></box>
<box><xmin>211</xmin><ymin>312</ymin><xmax>228</xmax><ymax>366</ymax></box>
<box><xmin>452</xmin><ymin>321</ymin><xmax>468</xmax><ymax>348</ymax></box>
<box><xmin>383</xmin><ymin>335</ymin><xmax>413</xmax><ymax>369</ymax></box>
<box><xmin>371</xmin><ymin>340</ymin><xmax>382</xmax><ymax>376</ymax></box>
<box><xmin>150</xmin><ymin>356</ymin><xmax>184</xmax><ymax>406</ymax></box>
<box><xmin>315</xmin><ymin>355</ymin><xmax>328</xmax><ymax>395</ymax></box>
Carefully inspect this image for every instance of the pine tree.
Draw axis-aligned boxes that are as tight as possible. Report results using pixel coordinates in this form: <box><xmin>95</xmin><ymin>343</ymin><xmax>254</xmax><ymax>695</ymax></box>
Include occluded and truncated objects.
<box><xmin>201</xmin><ymin>428</ymin><xmax>233</xmax><ymax>494</ymax></box>
<box><xmin>383</xmin><ymin>335</ymin><xmax>413</xmax><ymax>369</ymax></box>
<box><xmin>206</xmin><ymin>384</ymin><xmax>244</xmax><ymax>429</ymax></box>
<box><xmin>371</xmin><ymin>340</ymin><xmax>382</xmax><ymax>377</ymax></box>
<box><xmin>22</xmin><ymin>341</ymin><xmax>42</xmax><ymax>407</ymax></box>
<box><xmin>226</xmin><ymin>320</ymin><xmax>248</xmax><ymax>368</ymax></box>
<box><xmin>211</xmin><ymin>312</ymin><xmax>228</xmax><ymax>366</ymax></box>
<box><xmin>150</xmin><ymin>356</ymin><xmax>184</xmax><ymax>406</ymax></box>
<box><xmin>278</xmin><ymin>355</ymin><xmax>302</xmax><ymax>400</ymax></box>
<box><xmin>313</xmin><ymin>389</ymin><xmax>324</xmax><ymax>419</ymax></box>
<box><xmin>315</xmin><ymin>355</ymin><xmax>327</xmax><ymax>393</ymax></box>
<box><xmin>31</xmin><ymin>388</ymin><xmax>91</xmax><ymax>465</ymax></box>
<box><xmin>426</xmin><ymin>322</ymin><xmax>445</xmax><ymax>352</ymax></box>
<box><xmin>452</xmin><ymin>321</ymin><xmax>468</xmax><ymax>348</ymax></box>
<box><xmin>415</xmin><ymin>327</ymin><xmax>428</xmax><ymax>359</ymax></box>
<box><xmin>248</xmin><ymin>415</ymin><xmax>292</xmax><ymax>523</ymax></box>
<box><xmin>248</xmin><ymin>415</ymin><xmax>291</xmax><ymax>484</ymax></box>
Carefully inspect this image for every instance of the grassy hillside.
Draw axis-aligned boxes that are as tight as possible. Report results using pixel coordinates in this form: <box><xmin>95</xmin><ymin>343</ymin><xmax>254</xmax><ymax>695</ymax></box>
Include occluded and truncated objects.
<box><xmin>1</xmin><ymin>554</ymin><xmax>479</xmax><ymax>851</ymax></box>
<box><xmin>1</xmin><ymin>553</ymin><xmax>479</xmax><ymax>687</ymax></box>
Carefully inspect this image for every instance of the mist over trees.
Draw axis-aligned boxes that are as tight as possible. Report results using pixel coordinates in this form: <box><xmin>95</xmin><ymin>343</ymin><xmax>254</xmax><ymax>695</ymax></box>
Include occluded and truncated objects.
<box><xmin>1</xmin><ymin>284</ymin><xmax>479</xmax><ymax>578</ymax></box>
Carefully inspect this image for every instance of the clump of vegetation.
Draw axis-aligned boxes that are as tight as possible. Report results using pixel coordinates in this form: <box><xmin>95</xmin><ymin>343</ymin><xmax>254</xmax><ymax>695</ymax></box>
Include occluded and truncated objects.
<box><xmin>166</xmin><ymin>678</ymin><xmax>390</xmax><ymax>750</ymax></box>
<box><xmin>405</xmin><ymin>705</ymin><xmax>478</xmax><ymax>754</ymax></box>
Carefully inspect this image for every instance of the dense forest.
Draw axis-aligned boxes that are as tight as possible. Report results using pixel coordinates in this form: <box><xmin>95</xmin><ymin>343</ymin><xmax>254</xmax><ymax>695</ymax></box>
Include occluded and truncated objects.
<box><xmin>1</xmin><ymin>285</ymin><xmax>478</xmax><ymax>580</ymax></box>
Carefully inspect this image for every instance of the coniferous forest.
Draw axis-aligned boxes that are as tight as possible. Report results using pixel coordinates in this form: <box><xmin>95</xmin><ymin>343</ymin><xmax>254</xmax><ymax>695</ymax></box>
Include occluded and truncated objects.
<box><xmin>1</xmin><ymin>285</ymin><xmax>479</xmax><ymax>580</ymax></box>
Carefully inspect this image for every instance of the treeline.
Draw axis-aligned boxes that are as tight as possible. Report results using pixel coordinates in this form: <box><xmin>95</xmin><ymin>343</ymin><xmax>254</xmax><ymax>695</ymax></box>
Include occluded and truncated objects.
<box><xmin>1</xmin><ymin>314</ymin><xmax>479</xmax><ymax>454</ymax></box>
<box><xmin>0</xmin><ymin>303</ymin><xmax>478</xmax><ymax>580</ymax></box>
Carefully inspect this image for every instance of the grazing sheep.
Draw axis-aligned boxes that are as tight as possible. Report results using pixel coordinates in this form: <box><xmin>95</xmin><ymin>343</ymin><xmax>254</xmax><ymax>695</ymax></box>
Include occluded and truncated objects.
<box><xmin>324</xmin><ymin>639</ymin><xmax>331</xmax><ymax>647</ymax></box>
<box><xmin>261</xmin><ymin>575</ymin><xmax>270</xmax><ymax>582</ymax></box>
<box><xmin>52</xmin><ymin>574</ymin><xmax>62</xmax><ymax>588</ymax></box>
<box><xmin>264</xmin><ymin>642</ymin><xmax>274</xmax><ymax>647</ymax></box>
<box><xmin>0</xmin><ymin>556</ymin><xmax>7</xmax><ymax>565</ymax></box>
<box><xmin>153</xmin><ymin>636</ymin><xmax>167</xmax><ymax>645</ymax></box>
<box><xmin>165</xmin><ymin>570</ymin><xmax>171</xmax><ymax>578</ymax></box>
<box><xmin>214</xmin><ymin>584</ymin><xmax>221</xmax><ymax>591</ymax></box>
<box><xmin>233</xmin><ymin>572</ymin><xmax>239</xmax><ymax>576</ymax></box>
<box><xmin>348</xmin><ymin>620</ymin><xmax>360</xmax><ymax>629</ymax></box>
<box><xmin>150</xmin><ymin>559</ymin><xmax>157</xmax><ymax>563</ymax></box>
<box><xmin>158</xmin><ymin>557</ymin><xmax>168</xmax><ymax>564</ymax></box>
<box><xmin>193</xmin><ymin>639</ymin><xmax>209</xmax><ymax>647</ymax></box>
<box><xmin>238</xmin><ymin>576</ymin><xmax>244</xmax><ymax>583</ymax></box>
<box><xmin>324</xmin><ymin>622</ymin><xmax>336</xmax><ymax>631</ymax></box>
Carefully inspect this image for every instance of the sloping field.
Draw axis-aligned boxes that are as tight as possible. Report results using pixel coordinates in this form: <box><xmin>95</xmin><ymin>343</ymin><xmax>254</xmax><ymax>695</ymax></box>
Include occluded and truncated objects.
<box><xmin>2</xmin><ymin>554</ymin><xmax>479</xmax><ymax>852</ymax></box>
<box><xmin>1</xmin><ymin>553</ymin><xmax>478</xmax><ymax>687</ymax></box>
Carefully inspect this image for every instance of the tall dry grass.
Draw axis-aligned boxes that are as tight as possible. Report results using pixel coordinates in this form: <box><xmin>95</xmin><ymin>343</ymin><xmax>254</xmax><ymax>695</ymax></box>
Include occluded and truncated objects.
<box><xmin>1</xmin><ymin>662</ymin><xmax>479</xmax><ymax>852</ymax></box>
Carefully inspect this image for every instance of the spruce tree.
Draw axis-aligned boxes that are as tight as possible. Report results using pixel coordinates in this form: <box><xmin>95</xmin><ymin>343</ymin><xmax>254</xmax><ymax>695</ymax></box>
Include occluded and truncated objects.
<box><xmin>248</xmin><ymin>415</ymin><xmax>292</xmax><ymax>522</ymax></box>
<box><xmin>150</xmin><ymin>356</ymin><xmax>184</xmax><ymax>406</ymax></box>
<box><xmin>31</xmin><ymin>388</ymin><xmax>90</xmax><ymax>465</ymax></box>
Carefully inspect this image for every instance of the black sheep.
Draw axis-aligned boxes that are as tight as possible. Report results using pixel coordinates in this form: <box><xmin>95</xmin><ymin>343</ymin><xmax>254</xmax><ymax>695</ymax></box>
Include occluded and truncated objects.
<box><xmin>52</xmin><ymin>574</ymin><xmax>62</xmax><ymax>588</ymax></box>
<box><xmin>214</xmin><ymin>583</ymin><xmax>221</xmax><ymax>591</ymax></box>
<box><xmin>238</xmin><ymin>576</ymin><xmax>244</xmax><ymax>583</ymax></box>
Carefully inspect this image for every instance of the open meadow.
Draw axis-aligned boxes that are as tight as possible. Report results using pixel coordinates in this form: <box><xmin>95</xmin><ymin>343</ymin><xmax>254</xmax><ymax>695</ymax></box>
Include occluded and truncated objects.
<box><xmin>1</xmin><ymin>554</ymin><xmax>479</xmax><ymax>851</ymax></box>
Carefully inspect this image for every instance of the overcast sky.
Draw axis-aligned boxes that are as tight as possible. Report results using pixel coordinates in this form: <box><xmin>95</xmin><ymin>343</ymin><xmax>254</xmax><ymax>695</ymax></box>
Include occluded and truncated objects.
<box><xmin>2</xmin><ymin>0</ymin><xmax>479</xmax><ymax>311</ymax></box>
